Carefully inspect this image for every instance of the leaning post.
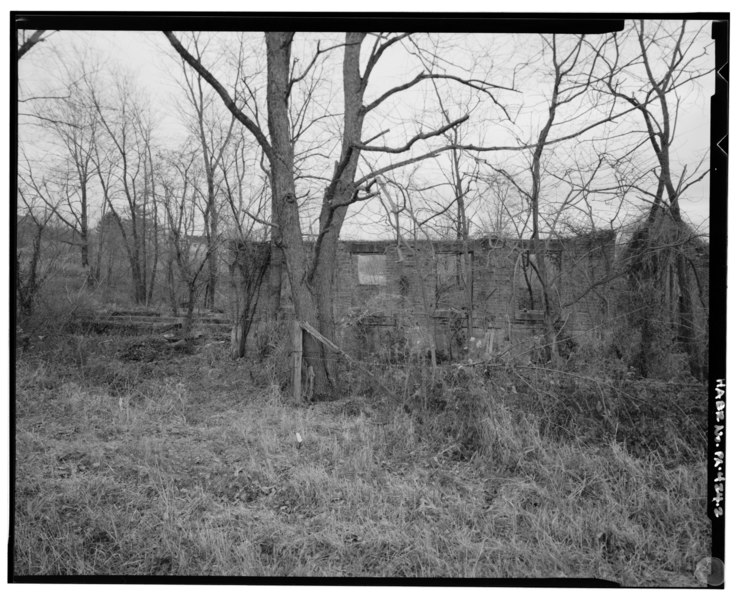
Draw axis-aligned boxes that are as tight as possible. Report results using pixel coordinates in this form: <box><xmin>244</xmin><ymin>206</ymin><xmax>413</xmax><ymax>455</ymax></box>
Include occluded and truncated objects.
<box><xmin>292</xmin><ymin>319</ymin><xmax>303</xmax><ymax>402</ymax></box>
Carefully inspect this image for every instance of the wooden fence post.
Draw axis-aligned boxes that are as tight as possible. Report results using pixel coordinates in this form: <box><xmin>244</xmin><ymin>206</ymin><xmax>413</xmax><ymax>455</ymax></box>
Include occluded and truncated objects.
<box><xmin>292</xmin><ymin>319</ymin><xmax>302</xmax><ymax>402</ymax></box>
<box><xmin>299</xmin><ymin>320</ymin><xmax>401</xmax><ymax>403</ymax></box>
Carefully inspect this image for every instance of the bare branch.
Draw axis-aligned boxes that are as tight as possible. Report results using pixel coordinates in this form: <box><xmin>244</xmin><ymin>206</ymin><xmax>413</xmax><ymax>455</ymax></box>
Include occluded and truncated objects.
<box><xmin>356</xmin><ymin>115</ymin><xmax>469</xmax><ymax>153</ymax></box>
<box><xmin>357</xmin><ymin>149</ymin><xmax>442</xmax><ymax>186</ymax></box>
<box><xmin>17</xmin><ymin>29</ymin><xmax>49</xmax><ymax>60</ymax></box>
<box><xmin>362</xmin><ymin>33</ymin><xmax>411</xmax><ymax>84</ymax></box>
<box><xmin>364</xmin><ymin>72</ymin><xmax>515</xmax><ymax>115</ymax></box>
<box><xmin>18</xmin><ymin>113</ymin><xmax>81</xmax><ymax>129</ymax></box>
<box><xmin>287</xmin><ymin>40</ymin><xmax>344</xmax><ymax>95</ymax></box>
<box><xmin>243</xmin><ymin>208</ymin><xmax>279</xmax><ymax>229</ymax></box>
<box><xmin>163</xmin><ymin>31</ymin><xmax>273</xmax><ymax>161</ymax></box>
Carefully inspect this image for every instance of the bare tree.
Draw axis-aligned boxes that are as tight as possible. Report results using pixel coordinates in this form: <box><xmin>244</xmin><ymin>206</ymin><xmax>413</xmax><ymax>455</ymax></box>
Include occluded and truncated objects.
<box><xmin>220</xmin><ymin>129</ymin><xmax>272</xmax><ymax>358</ymax></box>
<box><xmin>476</xmin><ymin>174</ymin><xmax>528</xmax><ymax>237</ymax></box>
<box><xmin>16</xmin><ymin>172</ymin><xmax>58</xmax><ymax>318</ymax></box>
<box><xmin>87</xmin><ymin>71</ymin><xmax>158</xmax><ymax>304</ymax></box>
<box><xmin>478</xmin><ymin>33</ymin><xmax>616</xmax><ymax>363</ymax></box>
<box><xmin>164</xmin><ymin>31</ymin><xmax>499</xmax><ymax>398</ymax></box>
<box><xmin>601</xmin><ymin>19</ymin><xmax>712</xmax><ymax>378</ymax></box>
<box><xmin>159</xmin><ymin>147</ymin><xmax>212</xmax><ymax>337</ymax></box>
<box><xmin>26</xmin><ymin>75</ymin><xmax>101</xmax><ymax>285</ymax></box>
<box><xmin>426</xmin><ymin>108</ymin><xmax>482</xmax><ymax>345</ymax></box>
<box><xmin>175</xmin><ymin>35</ymin><xmax>237</xmax><ymax>310</ymax></box>
<box><xmin>377</xmin><ymin>177</ymin><xmax>441</xmax><ymax>370</ymax></box>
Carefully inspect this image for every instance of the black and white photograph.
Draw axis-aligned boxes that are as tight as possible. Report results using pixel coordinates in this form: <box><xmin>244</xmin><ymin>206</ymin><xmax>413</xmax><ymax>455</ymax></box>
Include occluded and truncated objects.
<box><xmin>11</xmin><ymin>12</ymin><xmax>727</xmax><ymax>587</ymax></box>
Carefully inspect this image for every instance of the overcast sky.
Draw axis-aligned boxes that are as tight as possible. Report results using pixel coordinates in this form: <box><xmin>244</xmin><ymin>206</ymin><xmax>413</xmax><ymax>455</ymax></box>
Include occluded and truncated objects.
<box><xmin>17</xmin><ymin>22</ymin><xmax>715</xmax><ymax>240</ymax></box>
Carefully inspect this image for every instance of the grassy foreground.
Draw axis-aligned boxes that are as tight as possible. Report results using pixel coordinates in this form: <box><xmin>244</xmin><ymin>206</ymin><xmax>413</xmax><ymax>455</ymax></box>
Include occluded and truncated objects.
<box><xmin>13</xmin><ymin>334</ymin><xmax>710</xmax><ymax>584</ymax></box>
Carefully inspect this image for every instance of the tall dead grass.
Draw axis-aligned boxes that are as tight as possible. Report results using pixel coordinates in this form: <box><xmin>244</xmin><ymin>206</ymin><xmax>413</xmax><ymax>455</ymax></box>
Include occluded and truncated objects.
<box><xmin>13</xmin><ymin>333</ymin><xmax>710</xmax><ymax>584</ymax></box>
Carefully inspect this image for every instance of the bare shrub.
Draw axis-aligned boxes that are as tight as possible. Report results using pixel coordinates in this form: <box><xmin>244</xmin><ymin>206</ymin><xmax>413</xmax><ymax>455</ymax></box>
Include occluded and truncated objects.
<box><xmin>249</xmin><ymin>319</ymin><xmax>291</xmax><ymax>391</ymax></box>
<box><xmin>19</xmin><ymin>280</ymin><xmax>99</xmax><ymax>340</ymax></box>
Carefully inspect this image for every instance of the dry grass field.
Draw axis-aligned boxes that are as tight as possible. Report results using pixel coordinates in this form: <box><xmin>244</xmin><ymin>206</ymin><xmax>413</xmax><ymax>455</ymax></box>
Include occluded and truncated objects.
<box><xmin>13</xmin><ymin>332</ymin><xmax>710</xmax><ymax>584</ymax></box>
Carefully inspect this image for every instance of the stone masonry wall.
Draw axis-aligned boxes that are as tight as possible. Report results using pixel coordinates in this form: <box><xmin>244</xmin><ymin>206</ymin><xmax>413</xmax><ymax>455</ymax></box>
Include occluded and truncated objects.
<box><xmin>243</xmin><ymin>232</ymin><xmax>617</xmax><ymax>357</ymax></box>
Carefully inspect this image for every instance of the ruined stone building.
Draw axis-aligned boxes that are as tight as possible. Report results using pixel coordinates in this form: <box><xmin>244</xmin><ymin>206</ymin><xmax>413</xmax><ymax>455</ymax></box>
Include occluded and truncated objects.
<box><xmin>250</xmin><ymin>231</ymin><xmax>618</xmax><ymax>360</ymax></box>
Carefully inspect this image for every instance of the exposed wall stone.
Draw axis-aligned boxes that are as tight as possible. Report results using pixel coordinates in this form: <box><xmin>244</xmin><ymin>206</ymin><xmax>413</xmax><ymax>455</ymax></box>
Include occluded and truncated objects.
<box><xmin>241</xmin><ymin>232</ymin><xmax>618</xmax><ymax>358</ymax></box>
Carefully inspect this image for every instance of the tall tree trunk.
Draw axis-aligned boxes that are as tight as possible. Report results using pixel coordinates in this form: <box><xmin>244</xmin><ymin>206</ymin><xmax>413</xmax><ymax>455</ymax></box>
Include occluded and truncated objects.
<box><xmin>529</xmin><ymin>43</ymin><xmax>562</xmax><ymax>365</ymax></box>
<box><xmin>202</xmin><ymin>173</ymin><xmax>217</xmax><ymax>309</ymax></box>
<box><xmin>80</xmin><ymin>237</ymin><xmax>92</xmax><ymax>285</ymax></box>
<box><xmin>167</xmin><ymin>248</ymin><xmax>178</xmax><ymax>316</ymax></box>
<box><xmin>147</xmin><ymin>209</ymin><xmax>159</xmax><ymax>306</ymax></box>
<box><xmin>130</xmin><ymin>258</ymin><xmax>146</xmax><ymax>304</ymax></box>
<box><xmin>183</xmin><ymin>282</ymin><xmax>196</xmax><ymax>338</ymax></box>
<box><xmin>311</xmin><ymin>225</ymin><xmax>345</xmax><ymax>386</ymax></box>
<box><xmin>79</xmin><ymin>187</ymin><xmax>95</xmax><ymax>286</ymax></box>
<box><xmin>451</xmin><ymin>145</ymin><xmax>474</xmax><ymax>344</ymax></box>
<box><xmin>106</xmin><ymin>244</ymin><xmax>114</xmax><ymax>286</ymax></box>
<box><xmin>265</xmin><ymin>31</ymin><xmax>333</xmax><ymax>399</ymax></box>
<box><xmin>92</xmin><ymin>231</ymin><xmax>102</xmax><ymax>284</ymax></box>
<box><xmin>127</xmin><ymin>228</ymin><xmax>147</xmax><ymax>304</ymax></box>
<box><xmin>141</xmin><ymin>173</ymin><xmax>149</xmax><ymax>306</ymax></box>
<box><xmin>147</xmin><ymin>145</ymin><xmax>160</xmax><ymax>306</ymax></box>
<box><xmin>126</xmin><ymin>211</ymin><xmax>147</xmax><ymax>304</ymax></box>
<box><xmin>308</xmin><ymin>32</ymin><xmax>367</xmax><ymax>388</ymax></box>
<box><xmin>229</xmin><ymin>242</ymin><xmax>269</xmax><ymax>358</ymax></box>
<box><xmin>266</xmin><ymin>243</ymin><xmax>282</xmax><ymax>321</ymax></box>
<box><xmin>530</xmin><ymin>172</ymin><xmax>558</xmax><ymax>363</ymax></box>
<box><xmin>17</xmin><ymin>224</ymin><xmax>44</xmax><ymax>318</ymax></box>
<box><xmin>206</xmin><ymin>244</ymin><xmax>216</xmax><ymax>309</ymax></box>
